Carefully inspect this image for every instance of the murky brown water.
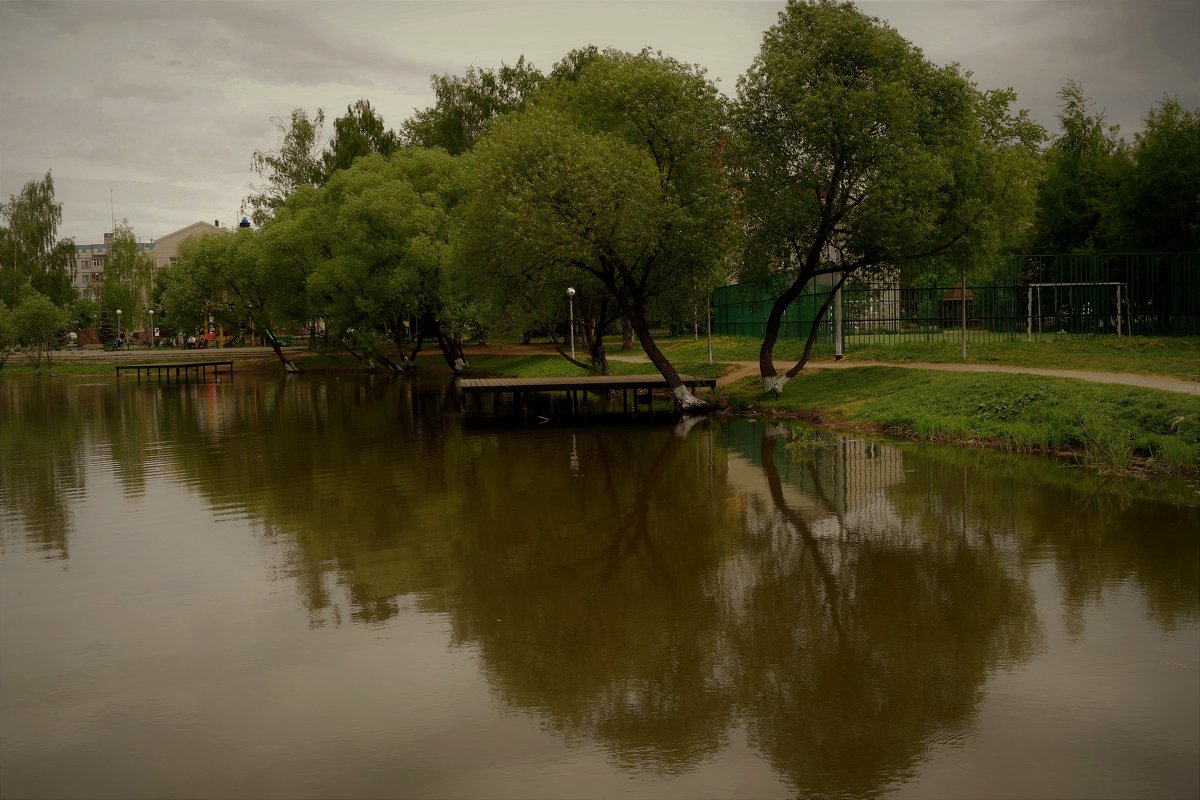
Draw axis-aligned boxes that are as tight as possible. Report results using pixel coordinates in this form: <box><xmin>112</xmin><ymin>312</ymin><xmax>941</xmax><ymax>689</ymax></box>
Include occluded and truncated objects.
<box><xmin>2</xmin><ymin>375</ymin><xmax>1197</xmax><ymax>799</ymax></box>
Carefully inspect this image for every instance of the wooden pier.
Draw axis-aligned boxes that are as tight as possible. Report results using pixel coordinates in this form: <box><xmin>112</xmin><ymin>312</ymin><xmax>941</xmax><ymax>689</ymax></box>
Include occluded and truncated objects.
<box><xmin>116</xmin><ymin>361</ymin><xmax>234</xmax><ymax>383</ymax></box>
<box><xmin>456</xmin><ymin>374</ymin><xmax>716</xmax><ymax>417</ymax></box>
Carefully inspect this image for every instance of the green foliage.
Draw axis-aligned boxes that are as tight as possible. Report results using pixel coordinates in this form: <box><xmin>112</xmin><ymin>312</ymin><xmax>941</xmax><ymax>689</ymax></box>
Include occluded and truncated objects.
<box><xmin>100</xmin><ymin>220</ymin><xmax>155</xmax><ymax>330</ymax></box>
<box><xmin>299</xmin><ymin>148</ymin><xmax>463</xmax><ymax>365</ymax></box>
<box><xmin>96</xmin><ymin>309</ymin><xmax>114</xmax><ymax>346</ymax></box>
<box><xmin>1028</xmin><ymin>81</ymin><xmax>1127</xmax><ymax>253</ymax></box>
<box><xmin>402</xmin><ymin>56</ymin><xmax>547</xmax><ymax>155</ymax></box>
<box><xmin>0</xmin><ymin>301</ymin><xmax>13</xmax><ymax>369</ymax></box>
<box><xmin>157</xmin><ymin>261</ymin><xmax>206</xmax><ymax>336</ymax></box>
<box><xmin>69</xmin><ymin>295</ymin><xmax>97</xmax><ymax>330</ymax></box>
<box><xmin>0</xmin><ymin>171</ymin><xmax>78</xmax><ymax>308</ymax></box>
<box><xmin>168</xmin><ymin>227</ymin><xmax>308</xmax><ymax>362</ymax></box>
<box><xmin>321</xmin><ymin>99</ymin><xmax>400</xmax><ymax>176</ymax></box>
<box><xmin>247</xmin><ymin>108</ymin><xmax>328</xmax><ymax>226</ymax></box>
<box><xmin>1027</xmin><ymin>86</ymin><xmax>1198</xmax><ymax>255</ymax></box>
<box><xmin>11</xmin><ymin>291</ymin><xmax>70</xmax><ymax>371</ymax></box>
<box><xmin>247</xmin><ymin>100</ymin><xmax>408</xmax><ymax>226</ymax></box>
<box><xmin>1107</xmin><ymin>97</ymin><xmax>1200</xmax><ymax>252</ymax></box>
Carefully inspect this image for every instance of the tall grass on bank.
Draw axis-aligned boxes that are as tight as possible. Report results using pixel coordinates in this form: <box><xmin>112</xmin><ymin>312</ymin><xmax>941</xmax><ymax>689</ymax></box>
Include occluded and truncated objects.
<box><xmin>720</xmin><ymin>367</ymin><xmax>1200</xmax><ymax>476</ymax></box>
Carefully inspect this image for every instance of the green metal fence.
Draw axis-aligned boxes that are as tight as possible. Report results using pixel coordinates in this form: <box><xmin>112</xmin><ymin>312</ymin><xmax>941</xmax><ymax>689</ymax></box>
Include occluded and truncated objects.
<box><xmin>712</xmin><ymin>253</ymin><xmax>1200</xmax><ymax>345</ymax></box>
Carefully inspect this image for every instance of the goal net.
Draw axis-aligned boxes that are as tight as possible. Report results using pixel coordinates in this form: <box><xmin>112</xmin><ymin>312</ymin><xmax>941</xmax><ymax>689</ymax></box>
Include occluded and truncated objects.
<box><xmin>1026</xmin><ymin>282</ymin><xmax>1128</xmax><ymax>339</ymax></box>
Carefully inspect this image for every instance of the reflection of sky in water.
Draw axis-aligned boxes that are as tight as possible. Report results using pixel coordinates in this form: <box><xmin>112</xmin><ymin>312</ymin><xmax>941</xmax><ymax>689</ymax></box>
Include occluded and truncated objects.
<box><xmin>1</xmin><ymin>376</ymin><xmax>1196</xmax><ymax>799</ymax></box>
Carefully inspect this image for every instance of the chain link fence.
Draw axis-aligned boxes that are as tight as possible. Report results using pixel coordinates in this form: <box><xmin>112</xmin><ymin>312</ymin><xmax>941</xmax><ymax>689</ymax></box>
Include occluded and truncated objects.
<box><xmin>712</xmin><ymin>253</ymin><xmax>1200</xmax><ymax>345</ymax></box>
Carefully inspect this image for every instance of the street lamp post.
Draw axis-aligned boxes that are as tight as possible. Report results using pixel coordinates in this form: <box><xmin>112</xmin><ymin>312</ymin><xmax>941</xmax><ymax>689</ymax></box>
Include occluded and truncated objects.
<box><xmin>148</xmin><ymin>309</ymin><xmax>155</xmax><ymax>348</ymax></box>
<box><xmin>116</xmin><ymin>309</ymin><xmax>122</xmax><ymax>349</ymax></box>
<box><xmin>566</xmin><ymin>287</ymin><xmax>576</xmax><ymax>361</ymax></box>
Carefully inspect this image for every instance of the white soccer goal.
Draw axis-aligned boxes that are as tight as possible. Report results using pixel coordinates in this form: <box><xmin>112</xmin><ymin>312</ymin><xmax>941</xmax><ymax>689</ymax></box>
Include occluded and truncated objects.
<box><xmin>1026</xmin><ymin>282</ymin><xmax>1128</xmax><ymax>340</ymax></box>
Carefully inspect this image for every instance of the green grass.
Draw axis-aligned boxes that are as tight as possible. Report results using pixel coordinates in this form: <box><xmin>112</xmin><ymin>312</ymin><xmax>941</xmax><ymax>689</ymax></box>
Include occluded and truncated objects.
<box><xmin>644</xmin><ymin>334</ymin><xmax>1200</xmax><ymax>381</ymax></box>
<box><xmin>720</xmin><ymin>367</ymin><xmax>1200</xmax><ymax>476</ymax></box>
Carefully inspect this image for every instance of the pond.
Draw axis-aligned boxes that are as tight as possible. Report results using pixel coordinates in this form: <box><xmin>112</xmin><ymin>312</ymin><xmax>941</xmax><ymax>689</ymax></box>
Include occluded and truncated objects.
<box><xmin>1</xmin><ymin>375</ymin><xmax>1197</xmax><ymax>799</ymax></box>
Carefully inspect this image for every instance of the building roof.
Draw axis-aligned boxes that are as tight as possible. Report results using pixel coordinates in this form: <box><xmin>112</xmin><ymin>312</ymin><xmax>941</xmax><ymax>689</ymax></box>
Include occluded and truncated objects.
<box><xmin>153</xmin><ymin>220</ymin><xmax>228</xmax><ymax>244</ymax></box>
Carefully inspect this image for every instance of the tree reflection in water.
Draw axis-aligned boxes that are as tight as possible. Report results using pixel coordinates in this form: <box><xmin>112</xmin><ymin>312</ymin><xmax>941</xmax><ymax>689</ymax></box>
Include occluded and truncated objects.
<box><xmin>3</xmin><ymin>377</ymin><xmax>1196</xmax><ymax>797</ymax></box>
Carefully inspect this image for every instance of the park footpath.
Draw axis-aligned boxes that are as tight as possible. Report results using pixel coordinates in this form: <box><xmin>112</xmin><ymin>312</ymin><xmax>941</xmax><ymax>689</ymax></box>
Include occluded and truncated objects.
<box><xmin>702</xmin><ymin>358</ymin><xmax>1200</xmax><ymax>396</ymax></box>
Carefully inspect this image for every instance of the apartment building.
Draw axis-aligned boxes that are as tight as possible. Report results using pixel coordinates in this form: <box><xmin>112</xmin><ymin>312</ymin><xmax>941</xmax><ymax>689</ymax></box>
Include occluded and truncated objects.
<box><xmin>71</xmin><ymin>220</ymin><xmax>231</xmax><ymax>299</ymax></box>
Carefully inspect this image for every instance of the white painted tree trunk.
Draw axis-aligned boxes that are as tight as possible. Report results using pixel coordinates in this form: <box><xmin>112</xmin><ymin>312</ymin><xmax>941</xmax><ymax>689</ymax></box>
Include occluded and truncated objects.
<box><xmin>762</xmin><ymin>374</ymin><xmax>790</xmax><ymax>395</ymax></box>
<box><xmin>672</xmin><ymin>384</ymin><xmax>708</xmax><ymax>411</ymax></box>
<box><xmin>285</xmin><ymin>360</ymin><xmax>301</xmax><ymax>373</ymax></box>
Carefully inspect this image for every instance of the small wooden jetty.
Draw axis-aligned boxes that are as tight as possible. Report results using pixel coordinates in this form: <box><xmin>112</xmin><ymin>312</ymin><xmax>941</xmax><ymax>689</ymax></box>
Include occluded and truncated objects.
<box><xmin>115</xmin><ymin>361</ymin><xmax>234</xmax><ymax>383</ymax></box>
<box><xmin>456</xmin><ymin>374</ymin><xmax>716</xmax><ymax>417</ymax></box>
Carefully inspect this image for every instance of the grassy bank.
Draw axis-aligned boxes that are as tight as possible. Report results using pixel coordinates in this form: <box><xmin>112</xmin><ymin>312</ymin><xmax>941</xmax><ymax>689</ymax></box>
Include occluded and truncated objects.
<box><xmin>652</xmin><ymin>334</ymin><xmax>1200</xmax><ymax>381</ymax></box>
<box><xmin>720</xmin><ymin>367</ymin><xmax>1200</xmax><ymax>477</ymax></box>
<box><xmin>6</xmin><ymin>342</ymin><xmax>1197</xmax><ymax>478</ymax></box>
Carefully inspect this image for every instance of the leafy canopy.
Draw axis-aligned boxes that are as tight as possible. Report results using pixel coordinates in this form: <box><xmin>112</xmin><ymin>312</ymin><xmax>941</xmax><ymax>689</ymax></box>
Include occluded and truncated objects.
<box><xmin>0</xmin><ymin>171</ymin><xmax>77</xmax><ymax>309</ymax></box>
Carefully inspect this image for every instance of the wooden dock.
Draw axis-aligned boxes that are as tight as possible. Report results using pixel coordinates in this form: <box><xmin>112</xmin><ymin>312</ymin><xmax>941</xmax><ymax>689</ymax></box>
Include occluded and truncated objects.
<box><xmin>116</xmin><ymin>361</ymin><xmax>234</xmax><ymax>383</ymax></box>
<box><xmin>456</xmin><ymin>374</ymin><xmax>716</xmax><ymax>417</ymax></box>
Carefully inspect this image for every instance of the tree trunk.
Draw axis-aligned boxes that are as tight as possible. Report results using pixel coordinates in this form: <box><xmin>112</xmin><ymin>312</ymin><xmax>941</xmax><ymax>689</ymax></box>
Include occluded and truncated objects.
<box><xmin>582</xmin><ymin>297</ymin><xmax>610</xmax><ymax>375</ymax></box>
<box><xmin>621</xmin><ymin>318</ymin><xmax>634</xmax><ymax>350</ymax></box>
<box><xmin>628</xmin><ymin>309</ymin><xmax>707</xmax><ymax>410</ymax></box>
<box><xmin>264</xmin><ymin>329</ymin><xmax>301</xmax><ymax>372</ymax></box>
<box><xmin>758</xmin><ymin>268</ymin><xmax>813</xmax><ymax>394</ymax></box>
<box><xmin>589</xmin><ymin>333</ymin><xmax>608</xmax><ymax>375</ymax></box>
<box><xmin>782</xmin><ymin>271</ymin><xmax>850</xmax><ymax>381</ymax></box>
<box><xmin>388</xmin><ymin>329</ymin><xmax>417</xmax><ymax>374</ymax></box>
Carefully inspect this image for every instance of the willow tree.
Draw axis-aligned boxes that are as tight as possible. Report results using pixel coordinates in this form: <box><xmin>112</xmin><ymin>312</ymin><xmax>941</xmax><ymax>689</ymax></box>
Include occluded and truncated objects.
<box><xmin>301</xmin><ymin>148</ymin><xmax>467</xmax><ymax>373</ymax></box>
<box><xmin>733</xmin><ymin>0</ymin><xmax>1041</xmax><ymax>392</ymax></box>
<box><xmin>461</xmin><ymin>49</ymin><xmax>733</xmax><ymax>408</ymax></box>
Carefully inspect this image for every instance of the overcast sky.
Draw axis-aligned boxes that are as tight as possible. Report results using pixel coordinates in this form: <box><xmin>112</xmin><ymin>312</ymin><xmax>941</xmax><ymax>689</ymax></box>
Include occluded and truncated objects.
<box><xmin>1</xmin><ymin>0</ymin><xmax>1197</xmax><ymax>244</ymax></box>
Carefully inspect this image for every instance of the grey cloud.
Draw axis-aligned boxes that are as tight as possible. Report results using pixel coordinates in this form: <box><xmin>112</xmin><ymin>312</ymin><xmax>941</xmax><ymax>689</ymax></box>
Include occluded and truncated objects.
<box><xmin>101</xmin><ymin>84</ymin><xmax>187</xmax><ymax>104</ymax></box>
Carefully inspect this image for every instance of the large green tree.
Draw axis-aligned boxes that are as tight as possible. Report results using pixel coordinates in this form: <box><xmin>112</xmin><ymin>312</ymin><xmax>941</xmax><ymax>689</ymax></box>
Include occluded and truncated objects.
<box><xmin>732</xmin><ymin>0</ymin><xmax>1042</xmax><ymax>392</ymax></box>
<box><xmin>0</xmin><ymin>171</ymin><xmax>77</xmax><ymax>309</ymax></box>
<box><xmin>461</xmin><ymin>49</ymin><xmax>733</xmax><ymax>407</ymax></box>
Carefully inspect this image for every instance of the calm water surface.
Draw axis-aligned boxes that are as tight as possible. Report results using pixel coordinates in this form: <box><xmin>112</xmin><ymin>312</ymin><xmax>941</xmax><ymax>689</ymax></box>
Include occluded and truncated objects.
<box><xmin>1</xmin><ymin>375</ymin><xmax>1197</xmax><ymax>799</ymax></box>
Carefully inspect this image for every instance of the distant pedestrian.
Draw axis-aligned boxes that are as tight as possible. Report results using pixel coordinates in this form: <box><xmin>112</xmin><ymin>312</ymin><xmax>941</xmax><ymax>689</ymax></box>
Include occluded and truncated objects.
<box><xmin>117</xmin><ymin>331</ymin><xmax>125</xmax><ymax>350</ymax></box>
